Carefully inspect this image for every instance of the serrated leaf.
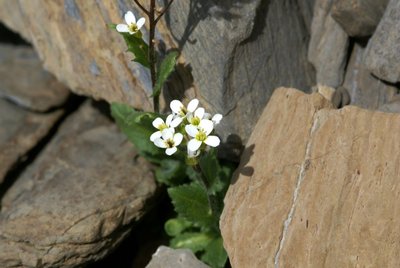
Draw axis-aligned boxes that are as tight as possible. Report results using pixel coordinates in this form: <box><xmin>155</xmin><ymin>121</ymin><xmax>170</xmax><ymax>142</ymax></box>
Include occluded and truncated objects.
<box><xmin>155</xmin><ymin>159</ymin><xmax>186</xmax><ymax>186</ymax></box>
<box><xmin>201</xmin><ymin>237</ymin><xmax>228</xmax><ymax>268</ymax></box>
<box><xmin>168</xmin><ymin>183</ymin><xmax>214</xmax><ymax>229</ymax></box>
<box><xmin>152</xmin><ymin>51</ymin><xmax>179</xmax><ymax>97</ymax></box>
<box><xmin>164</xmin><ymin>217</ymin><xmax>193</xmax><ymax>236</ymax></box>
<box><xmin>170</xmin><ymin>232</ymin><xmax>213</xmax><ymax>253</ymax></box>
<box><xmin>119</xmin><ymin>32</ymin><xmax>150</xmax><ymax>68</ymax></box>
<box><xmin>111</xmin><ymin>102</ymin><xmax>164</xmax><ymax>163</ymax></box>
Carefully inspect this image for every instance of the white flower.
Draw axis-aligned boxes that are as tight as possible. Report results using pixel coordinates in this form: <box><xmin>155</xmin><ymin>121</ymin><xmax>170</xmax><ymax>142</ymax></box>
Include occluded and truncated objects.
<box><xmin>185</xmin><ymin>119</ymin><xmax>220</xmax><ymax>151</ymax></box>
<box><xmin>170</xmin><ymin>99</ymin><xmax>199</xmax><ymax>125</ymax></box>
<box><xmin>116</xmin><ymin>11</ymin><xmax>145</xmax><ymax>35</ymax></box>
<box><xmin>187</xmin><ymin>107</ymin><xmax>205</xmax><ymax>127</ymax></box>
<box><xmin>153</xmin><ymin>128</ymin><xmax>183</xmax><ymax>156</ymax></box>
<box><xmin>150</xmin><ymin>114</ymin><xmax>181</xmax><ymax>142</ymax></box>
<box><xmin>204</xmin><ymin>112</ymin><xmax>223</xmax><ymax>126</ymax></box>
<box><xmin>187</xmin><ymin>147</ymin><xmax>200</xmax><ymax>158</ymax></box>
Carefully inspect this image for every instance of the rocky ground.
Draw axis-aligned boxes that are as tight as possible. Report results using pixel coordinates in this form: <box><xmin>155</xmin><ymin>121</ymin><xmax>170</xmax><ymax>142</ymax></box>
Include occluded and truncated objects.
<box><xmin>1</xmin><ymin>0</ymin><xmax>400</xmax><ymax>267</ymax></box>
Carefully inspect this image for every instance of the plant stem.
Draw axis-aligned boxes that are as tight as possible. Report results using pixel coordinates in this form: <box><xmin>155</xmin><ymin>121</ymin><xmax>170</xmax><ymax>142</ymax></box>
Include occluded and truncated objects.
<box><xmin>149</xmin><ymin>0</ymin><xmax>158</xmax><ymax>113</ymax></box>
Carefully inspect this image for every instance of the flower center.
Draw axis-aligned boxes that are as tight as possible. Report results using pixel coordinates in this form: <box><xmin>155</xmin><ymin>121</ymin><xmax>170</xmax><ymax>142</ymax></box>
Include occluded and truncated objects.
<box><xmin>195</xmin><ymin>130</ymin><xmax>207</xmax><ymax>142</ymax></box>
<box><xmin>179</xmin><ymin>106</ymin><xmax>188</xmax><ymax>117</ymax></box>
<box><xmin>190</xmin><ymin>116</ymin><xmax>201</xmax><ymax>126</ymax></box>
<box><xmin>128</xmin><ymin>23</ymin><xmax>138</xmax><ymax>33</ymax></box>
<box><xmin>158</xmin><ymin>123</ymin><xmax>168</xmax><ymax>131</ymax></box>
<box><xmin>165</xmin><ymin>138</ymin><xmax>175</xmax><ymax>148</ymax></box>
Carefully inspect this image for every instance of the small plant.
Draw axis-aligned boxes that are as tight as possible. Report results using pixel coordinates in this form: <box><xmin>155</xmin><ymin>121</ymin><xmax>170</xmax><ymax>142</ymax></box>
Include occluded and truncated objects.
<box><xmin>110</xmin><ymin>2</ymin><xmax>233</xmax><ymax>267</ymax></box>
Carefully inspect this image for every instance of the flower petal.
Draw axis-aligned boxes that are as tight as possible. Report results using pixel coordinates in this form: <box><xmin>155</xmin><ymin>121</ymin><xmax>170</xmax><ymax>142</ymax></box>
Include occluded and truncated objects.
<box><xmin>185</xmin><ymin>125</ymin><xmax>199</xmax><ymax>138</ymax></box>
<box><xmin>116</xmin><ymin>24</ymin><xmax>129</xmax><ymax>33</ymax></box>
<box><xmin>194</xmin><ymin>107</ymin><xmax>205</xmax><ymax>119</ymax></box>
<box><xmin>188</xmin><ymin>139</ymin><xmax>202</xmax><ymax>151</ymax></box>
<box><xmin>204</xmin><ymin>135</ymin><xmax>220</xmax><ymax>147</ymax></box>
<box><xmin>170</xmin><ymin>117</ymin><xmax>182</xmax><ymax>128</ymax></box>
<box><xmin>166</xmin><ymin>147</ymin><xmax>177</xmax><ymax>155</ymax></box>
<box><xmin>154</xmin><ymin>138</ymin><xmax>167</xmax><ymax>148</ymax></box>
<box><xmin>161</xmin><ymin>128</ymin><xmax>174</xmax><ymax>140</ymax></box>
<box><xmin>212</xmin><ymin>114</ymin><xmax>223</xmax><ymax>125</ymax></box>
<box><xmin>125</xmin><ymin>11</ymin><xmax>136</xmax><ymax>25</ymax></box>
<box><xmin>170</xmin><ymin>100</ymin><xmax>183</xmax><ymax>114</ymax></box>
<box><xmin>173</xmin><ymin>133</ymin><xmax>183</xmax><ymax>146</ymax></box>
<box><xmin>187</xmin><ymin>99</ymin><xmax>199</xmax><ymax>112</ymax></box>
<box><xmin>150</xmin><ymin>131</ymin><xmax>162</xmax><ymax>142</ymax></box>
<box><xmin>136</xmin><ymin>17</ymin><xmax>145</xmax><ymax>29</ymax></box>
<box><xmin>187</xmin><ymin>148</ymin><xmax>200</xmax><ymax>158</ymax></box>
<box><xmin>165</xmin><ymin>114</ymin><xmax>174</xmax><ymax>126</ymax></box>
<box><xmin>199</xmin><ymin>119</ymin><xmax>214</xmax><ymax>135</ymax></box>
<box><xmin>152</xmin><ymin>117</ymin><xmax>164</xmax><ymax>129</ymax></box>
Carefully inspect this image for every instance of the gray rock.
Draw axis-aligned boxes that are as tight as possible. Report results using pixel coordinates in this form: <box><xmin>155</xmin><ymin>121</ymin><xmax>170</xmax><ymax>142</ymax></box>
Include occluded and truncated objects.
<box><xmin>0</xmin><ymin>44</ymin><xmax>69</xmax><ymax>112</ymax></box>
<box><xmin>0</xmin><ymin>98</ymin><xmax>62</xmax><ymax>184</ymax></box>
<box><xmin>343</xmin><ymin>43</ymin><xmax>397</xmax><ymax>110</ymax></box>
<box><xmin>168</xmin><ymin>0</ymin><xmax>315</xmax><ymax>144</ymax></box>
<box><xmin>0</xmin><ymin>0</ymin><xmax>315</xmax><ymax>150</ymax></box>
<box><xmin>146</xmin><ymin>246</ymin><xmax>210</xmax><ymax>268</ymax></box>
<box><xmin>363</xmin><ymin>0</ymin><xmax>400</xmax><ymax>83</ymax></box>
<box><xmin>332</xmin><ymin>0</ymin><xmax>389</xmax><ymax>37</ymax></box>
<box><xmin>308</xmin><ymin>0</ymin><xmax>349</xmax><ymax>87</ymax></box>
<box><xmin>0</xmin><ymin>102</ymin><xmax>157</xmax><ymax>268</ymax></box>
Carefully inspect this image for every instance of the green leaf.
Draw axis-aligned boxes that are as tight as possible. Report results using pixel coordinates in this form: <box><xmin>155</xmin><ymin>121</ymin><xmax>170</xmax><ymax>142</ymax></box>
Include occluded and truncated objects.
<box><xmin>170</xmin><ymin>232</ymin><xmax>213</xmax><ymax>253</ymax></box>
<box><xmin>168</xmin><ymin>183</ymin><xmax>214</xmax><ymax>229</ymax></box>
<box><xmin>119</xmin><ymin>32</ymin><xmax>150</xmax><ymax>68</ymax></box>
<box><xmin>155</xmin><ymin>159</ymin><xmax>187</xmax><ymax>186</ymax></box>
<box><xmin>152</xmin><ymin>51</ymin><xmax>179</xmax><ymax>97</ymax></box>
<box><xmin>111</xmin><ymin>102</ymin><xmax>164</xmax><ymax>163</ymax></box>
<box><xmin>199</xmin><ymin>149</ymin><xmax>224</xmax><ymax>195</ymax></box>
<box><xmin>164</xmin><ymin>217</ymin><xmax>193</xmax><ymax>237</ymax></box>
<box><xmin>201</xmin><ymin>237</ymin><xmax>228</xmax><ymax>268</ymax></box>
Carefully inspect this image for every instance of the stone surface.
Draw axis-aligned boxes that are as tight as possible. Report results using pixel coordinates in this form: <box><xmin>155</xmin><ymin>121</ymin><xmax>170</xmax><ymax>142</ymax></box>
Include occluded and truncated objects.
<box><xmin>0</xmin><ymin>44</ymin><xmax>69</xmax><ymax>112</ymax></box>
<box><xmin>0</xmin><ymin>102</ymin><xmax>157</xmax><ymax>268</ymax></box>
<box><xmin>221</xmin><ymin>87</ymin><xmax>400</xmax><ymax>267</ymax></box>
<box><xmin>145</xmin><ymin>246</ymin><xmax>210</xmax><ymax>268</ymax></box>
<box><xmin>343</xmin><ymin>43</ymin><xmax>398</xmax><ymax>110</ymax></box>
<box><xmin>0</xmin><ymin>98</ymin><xmax>62</xmax><ymax>185</ymax></box>
<box><xmin>0</xmin><ymin>0</ymin><xmax>315</xmax><ymax>145</ymax></box>
<box><xmin>332</xmin><ymin>0</ymin><xmax>389</xmax><ymax>37</ymax></box>
<box><xmin>363</xmin><ymin>0</ymin><xmax>400</xmax><ymax>83</ymax></box>
<box><xmin>308</xmin><ymin>0</ymin><xmax>349</xmax><ymax>87</ymax></box>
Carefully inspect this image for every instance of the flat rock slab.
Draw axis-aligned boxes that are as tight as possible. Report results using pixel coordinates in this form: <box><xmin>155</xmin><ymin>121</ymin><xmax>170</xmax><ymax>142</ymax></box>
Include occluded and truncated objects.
<box><xmin>0</xmin><ymin>98</ymin><xmax>62</xmax><ymax>185</ymax></box>
<box><xmin>146</xmin><ymin>246</ymin><xmax>210</xmax><ymax>268</ymax></box>
<box><xmin>221</xmin><ymin>88</ymin><xmax>400</xmax><ymax>267</ymax></box>
<box><xmin>363</xmin><ymin>0</ymin><xmax>400</xmax><ymax>83</ymax></box>
<box><xmin>343</xmin><ymin>43</ymin><xmax>397</xmax><ymax>110</ymax></box>
<box><xmin>332</xmin><ymin>0</ymin><xmax>389</xmax><ymax>37</ymax></box>
<box><xmin>0</xmin><ymin>44</ymin><xmax>69</xmax><ymax>112</ymax></box>
<box><xmin>0</xmin><ymin>102</ymin><xmax>157</xmax><ymax>268</ymax></box>
<box><xmin>308</xmin><ymin>0</ymin><xmax>348</xmax><ymax>87</ymax></box>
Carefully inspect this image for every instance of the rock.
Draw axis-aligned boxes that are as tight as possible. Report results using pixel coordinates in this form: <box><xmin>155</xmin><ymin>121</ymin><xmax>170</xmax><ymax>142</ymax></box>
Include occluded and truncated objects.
<box><xmin>0</xmin><ymin>0</ymin><xmax>315</xmax><ymax>145</ymax></box>
<box><xmin>0</xmin><ymin>44</ymin><xmax>69</xmax><ymax>112</ymax></box>
<box><xmin>331</xmin><ymin>0</ymin><xmax>389</xmax><ymax>37</ymax></box>
<box><xmin>0</xmin><ymin>98</ymin><xmax>62</xmax><ymax>185</ymax></box>
<box><xmin>145</xmin><ymin>246</ymin><xmax>210</xmax><ymax>268</ymax></box>
<box><xmin>363</xmin><ymin>0</ymin><xmax>400</xmax><ymax>83</ymax></box>
<box><xmin>0</xmin><ymin>102</ymin><xmax>157</xmax><ymax>268</ymax></box>
<box><xmin>343</xmin><ymin>43</ymin><xmax>397</xmax><ymax>110</ymax></box>
<box><xmin>221</xmin><ymin>87</ymin><xmax>400</xmax><ymax>267</ymax></box>
<box><xmin>308</xmin><ymin>0</ymin><xmax>349</xmax><ymax>87</ymax></box>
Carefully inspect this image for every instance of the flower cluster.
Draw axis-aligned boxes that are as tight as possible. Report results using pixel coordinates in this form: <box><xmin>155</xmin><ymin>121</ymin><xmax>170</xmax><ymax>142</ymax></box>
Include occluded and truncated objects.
<box><xmin>150</xmin><ymin>99</ymin><xmax>222</xmax><ymax>157</ymax></box>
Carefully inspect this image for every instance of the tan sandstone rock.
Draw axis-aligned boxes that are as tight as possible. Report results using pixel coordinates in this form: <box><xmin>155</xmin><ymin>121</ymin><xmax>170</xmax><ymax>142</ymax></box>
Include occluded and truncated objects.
<box><xmin>0</xmin><ymin>98</ymin><xmax>62</xmax><ymax>185</ymax></box>
<box><xmin>220</xmin><ymin>87</ymin><xmax>400</xmax><ymax>267</ymax></box>
<box><xmin>0</xmin><ymin>102</ymin><xmax>157</xmax><ymax>268</ymax></box>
